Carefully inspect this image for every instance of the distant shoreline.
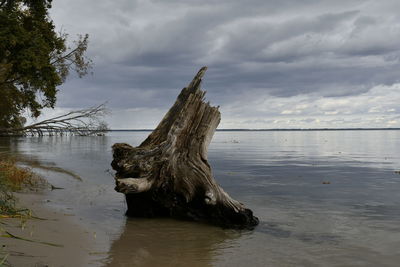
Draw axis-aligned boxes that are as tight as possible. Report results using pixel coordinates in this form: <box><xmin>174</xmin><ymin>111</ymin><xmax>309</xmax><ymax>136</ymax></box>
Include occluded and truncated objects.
<box><xmin>109</xmin><ymin>128</ymin><xmax>400</xmax><ymax>132</ymax></box>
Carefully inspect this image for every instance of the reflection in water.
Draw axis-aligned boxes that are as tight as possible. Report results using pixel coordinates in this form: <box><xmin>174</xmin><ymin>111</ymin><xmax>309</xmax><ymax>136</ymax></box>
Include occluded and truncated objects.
<box><xmin>0</xmin><ymin>137</ymin><xmax>17</xmax><ymax>154</ymax></box>
<box><xmin>1</xmin><ymin>131</ymin><xmax>400</xmax><ymax>266</ymax></box>
<box><xmin>0</xmin><ymin>137</ymin><xmax>83</xmax><ymax>181</ymax></box>
<box><xmin>106</xmin><ymin>218</ymin><xmax>240</xmax><ymax>267</ymax></box>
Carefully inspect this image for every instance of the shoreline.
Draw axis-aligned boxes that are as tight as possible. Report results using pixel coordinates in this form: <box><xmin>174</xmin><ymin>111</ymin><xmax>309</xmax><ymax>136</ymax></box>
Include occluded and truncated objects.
<box><xmin>1</xmin><ymin>191</ymin><xmax>99</xmax><ymax>267</ymax></box>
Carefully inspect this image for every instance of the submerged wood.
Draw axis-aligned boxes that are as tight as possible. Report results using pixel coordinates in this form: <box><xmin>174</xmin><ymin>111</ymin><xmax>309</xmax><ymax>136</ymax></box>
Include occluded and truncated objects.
<box><xmin>111</xmin><ymin>67</ymin><xmax>259</xmax><ymax>229</ymax></box>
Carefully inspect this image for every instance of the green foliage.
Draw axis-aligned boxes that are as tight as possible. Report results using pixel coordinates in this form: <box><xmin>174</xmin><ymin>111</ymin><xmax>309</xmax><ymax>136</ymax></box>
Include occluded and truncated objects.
<box><xmin>0</xmin><ymin>0</ymin><xmax>92</xmax><ymax>129</ymax></box>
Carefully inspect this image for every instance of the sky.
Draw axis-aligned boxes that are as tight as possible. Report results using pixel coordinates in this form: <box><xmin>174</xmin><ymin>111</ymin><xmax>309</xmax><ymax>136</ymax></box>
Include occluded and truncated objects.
<box><xmin>38</xmin><ymin>0</ymin><xmax>400</xmax><ymax>129</ymax></box>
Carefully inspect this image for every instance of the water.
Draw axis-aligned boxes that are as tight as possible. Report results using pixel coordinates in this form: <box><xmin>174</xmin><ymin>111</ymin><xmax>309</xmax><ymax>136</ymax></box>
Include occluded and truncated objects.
<box><xmin>1</xmin><ymin>130</ymin><xmax>400</xmax><ymax>266</ymax></box>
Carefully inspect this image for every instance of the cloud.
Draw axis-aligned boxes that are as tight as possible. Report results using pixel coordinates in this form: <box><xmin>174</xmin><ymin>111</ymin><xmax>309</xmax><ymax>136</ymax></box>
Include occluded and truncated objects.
<box><xmin>45</xmin><ymin>0</ymin><xmax>400</xmax><ymax>128</ymax></box>
<box><xmin>218</xmin><ymin>83</ymin><xmax>400</xmax><ymax>128</ymax></box>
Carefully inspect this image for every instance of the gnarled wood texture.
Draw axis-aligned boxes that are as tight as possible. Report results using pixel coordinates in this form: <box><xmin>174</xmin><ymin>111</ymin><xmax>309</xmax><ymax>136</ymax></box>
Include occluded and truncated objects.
<box><xmin>111</xmin><ymin>67</ymin><xmax>259</xmax><ymax>229</ymax></box>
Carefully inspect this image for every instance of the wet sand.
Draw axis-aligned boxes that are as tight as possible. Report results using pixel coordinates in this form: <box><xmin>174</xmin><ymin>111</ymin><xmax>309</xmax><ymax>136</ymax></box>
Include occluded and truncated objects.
<box><xmin>1</xmin><ymin>192</ymin><xmax>96</xmax><ymax>267</ymax></box>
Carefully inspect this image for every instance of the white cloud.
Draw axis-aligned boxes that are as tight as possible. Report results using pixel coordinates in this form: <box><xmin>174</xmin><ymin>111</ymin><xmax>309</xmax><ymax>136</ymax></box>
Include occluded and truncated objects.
<box><xmin>218</xmin><ymin>83</ymin><xmax>400</xmax><ymax>128</ymax></box>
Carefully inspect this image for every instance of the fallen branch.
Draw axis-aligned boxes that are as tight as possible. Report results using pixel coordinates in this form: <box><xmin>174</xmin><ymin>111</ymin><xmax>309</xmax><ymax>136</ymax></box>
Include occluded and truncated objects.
<box><xmin>0</xmin><ymin>103</ymin><xmax>109</xmax><ymax>136</ymax></box>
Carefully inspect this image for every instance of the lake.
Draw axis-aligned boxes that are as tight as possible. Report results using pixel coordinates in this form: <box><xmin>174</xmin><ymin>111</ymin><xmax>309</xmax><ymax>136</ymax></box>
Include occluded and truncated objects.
<box><xmin>1</xmin><ymin>130</ymin><xmax>400</xmax><ymax>266</ymax></box>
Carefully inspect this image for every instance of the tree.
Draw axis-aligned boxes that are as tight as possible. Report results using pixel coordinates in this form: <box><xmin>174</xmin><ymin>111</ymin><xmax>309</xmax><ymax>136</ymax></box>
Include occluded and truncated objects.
<box><xmin>0</xmin><ymin>0</ymin><xmax>92</xmax><ymax>129</ymax></box>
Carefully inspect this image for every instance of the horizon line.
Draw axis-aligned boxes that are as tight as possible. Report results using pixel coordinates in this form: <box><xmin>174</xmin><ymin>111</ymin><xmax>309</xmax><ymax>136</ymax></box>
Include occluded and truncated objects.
<box><xmin>109</xmin><ymin>127</ymin><xmax>400</xmax><ymax>132</ymax></box>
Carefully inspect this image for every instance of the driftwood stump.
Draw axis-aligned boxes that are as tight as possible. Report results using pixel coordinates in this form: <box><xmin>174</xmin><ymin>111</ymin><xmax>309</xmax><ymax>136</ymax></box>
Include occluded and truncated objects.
<box><xmin>111</xmin><ymin>67</ymin><xmax>259</xmax><ymax>229</ymax></box>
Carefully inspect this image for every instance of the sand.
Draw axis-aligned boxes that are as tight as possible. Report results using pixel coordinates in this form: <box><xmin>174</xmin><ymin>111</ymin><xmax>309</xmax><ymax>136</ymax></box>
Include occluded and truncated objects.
<box><xmin>1</xmin><ymin>192</ymin><xmax>98</xmax><ymax>267</ymax></box>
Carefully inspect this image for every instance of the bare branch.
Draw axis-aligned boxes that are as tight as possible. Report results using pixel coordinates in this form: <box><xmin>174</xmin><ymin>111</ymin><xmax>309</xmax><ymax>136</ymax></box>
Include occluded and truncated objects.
<box><xmin>0</xmin><ymin>103</ymin><xmax>110</xmax><ymax>136</ymax></box>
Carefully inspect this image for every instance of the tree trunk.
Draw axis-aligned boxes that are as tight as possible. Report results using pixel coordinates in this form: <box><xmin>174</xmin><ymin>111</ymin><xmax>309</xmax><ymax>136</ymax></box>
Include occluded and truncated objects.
<box><xmin>111</xmin><ymin>67</ymin><xmax>259</xmax><ymax>229</ymax></box>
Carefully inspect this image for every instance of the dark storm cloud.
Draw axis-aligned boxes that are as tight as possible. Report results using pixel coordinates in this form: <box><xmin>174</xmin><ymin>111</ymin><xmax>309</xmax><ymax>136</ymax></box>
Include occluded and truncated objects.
<box><xmin>48</xmin><ymin>0</ymin><xmax>400</xmax><ymax>128</ymax></box>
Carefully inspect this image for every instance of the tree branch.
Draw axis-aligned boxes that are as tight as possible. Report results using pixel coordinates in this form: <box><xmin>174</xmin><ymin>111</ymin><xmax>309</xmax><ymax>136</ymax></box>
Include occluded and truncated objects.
<box><xmin>0</xmin><ymin>103</ymin><xmax>109</xmax><ymax>136</ymax></box>
<box><xmin>50</xmin><ymin>46</ymin><xmax>80</xmax><ymax>65</ymax></box>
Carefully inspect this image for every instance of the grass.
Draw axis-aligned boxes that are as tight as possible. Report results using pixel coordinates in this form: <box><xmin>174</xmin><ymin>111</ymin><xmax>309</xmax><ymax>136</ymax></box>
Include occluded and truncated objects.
<box><xmin>0</xmin><ymin>158</ymin><xmax>61</xmax><ymax>266</ymax></box>
<box><xmin>0</xmin><ymin>251</ymin><xmax>9</xmax><ymax>267</ymax></box>
<box><xmin>0</xmin><ymin>159</ymin><xmax>47</xmax><ymax>192</ymax></box>
<box><xmin>1</xmin><ymin>230</ymin><xmax>63</xmax><ymax>247</ymax></box>
<box><xmin>0</xmin><ymin>158</ymin><xmax>47</xmax><ymax>218</ymax></box>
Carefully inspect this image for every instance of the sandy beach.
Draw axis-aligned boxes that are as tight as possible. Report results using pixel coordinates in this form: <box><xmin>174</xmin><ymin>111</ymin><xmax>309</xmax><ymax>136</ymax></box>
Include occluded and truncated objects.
<box><xmin>1</xmin><ymin>192</ymin><xmax>97</xmax><ymax>267</ymax></box>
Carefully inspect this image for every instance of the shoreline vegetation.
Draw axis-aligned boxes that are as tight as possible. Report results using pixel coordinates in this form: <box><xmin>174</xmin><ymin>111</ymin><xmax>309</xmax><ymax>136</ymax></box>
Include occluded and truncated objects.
<box><xmin>0</xmin><ymin>159</ymin><xmax>48</xmax><ymax>193</ymax></box>
<box><xmin>0</xmin><ymin>158</ymin><xmax>93</xmax><ymax>266</ymax></box>
<box><xmin>0</xmin><ymin>1</ymin><xmax>108</xmax><ymax>264</ymax></box>
<box><xmin>0</xmin><ymin>158</ymin><xmax>48</xmax><ymax>266</ymax></box>
<box><xmin>0</xmin><ymin>159</ymin><xmax>47</xmax><ymax>218</ymax></box>
<box><xmin>0</xmin><ymin>158</ymin><xmax>49</xmax><ymax>265</ymax></box>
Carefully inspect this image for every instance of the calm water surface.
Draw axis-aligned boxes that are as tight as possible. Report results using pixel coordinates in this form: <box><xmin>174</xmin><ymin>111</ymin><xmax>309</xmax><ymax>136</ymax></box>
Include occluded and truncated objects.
<box><xmin>1</xmin><ymin>130</ymin><xmax>400</xmax><ymax>266</ymax></box>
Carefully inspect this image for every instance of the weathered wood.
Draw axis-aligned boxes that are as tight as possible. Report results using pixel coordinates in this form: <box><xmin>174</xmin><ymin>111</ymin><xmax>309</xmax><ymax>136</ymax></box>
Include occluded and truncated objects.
<box><xmin>111</xmin><ymin>67</ymin><xmax>259</xmax><ymax>229</ymax></box>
